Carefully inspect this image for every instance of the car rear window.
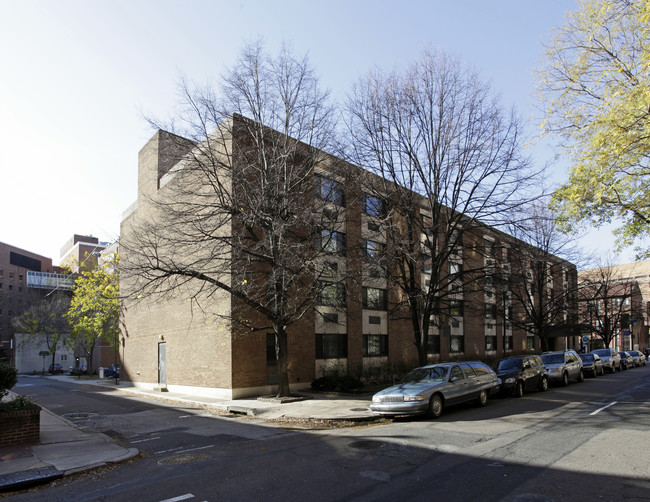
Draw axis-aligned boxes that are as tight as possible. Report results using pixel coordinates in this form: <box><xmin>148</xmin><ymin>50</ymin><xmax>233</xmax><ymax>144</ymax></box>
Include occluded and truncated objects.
<box><xmin>470</xmin><ymin>362</ymin><xmax>493</xmax><ymax>375</ymax></box>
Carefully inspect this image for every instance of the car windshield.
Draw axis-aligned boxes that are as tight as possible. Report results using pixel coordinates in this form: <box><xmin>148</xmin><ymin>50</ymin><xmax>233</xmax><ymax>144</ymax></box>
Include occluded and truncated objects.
<box><xmin>630</xmin><ymin>351</ymin><xmax>639</xmax><ymax>356</ymax></box>
<box><xmin>401</xmin><ymin>367</ymin><xmax>448</xmax><ymax>383</ymax></box>
<box><xmin>592</xmin><ymin>349</ymin><xmax>609</xmax><ymax>356</ymax></box>
<box><xmin>579</xmin><ymin>354</ymin><xmax>593</xmax><ymax>362</ymax></box>
<box><xmin>542</xmin><ymin>354</ymin><xmax>564</xmax><ymax>364</ymax></box>
<box><xmin>497</xmin><ymin>359</ymin><xmax>522</xmax><ymax>371</ymax></box>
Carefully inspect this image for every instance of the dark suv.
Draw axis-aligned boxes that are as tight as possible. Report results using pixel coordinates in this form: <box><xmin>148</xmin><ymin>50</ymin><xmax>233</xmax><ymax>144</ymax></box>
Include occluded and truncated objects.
<box><xmin>496</xmin><ymin>355</ymin><xmax>549</xmax><ymax>397</ymax></box>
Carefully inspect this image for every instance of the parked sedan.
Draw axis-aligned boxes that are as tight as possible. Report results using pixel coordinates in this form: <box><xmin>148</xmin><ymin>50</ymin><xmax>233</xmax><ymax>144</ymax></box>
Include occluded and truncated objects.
<box><xmin>619</xmin><ymin>351</ymin><xmax>634</xmax><ymax>370</ymax></box>
<box><xmin>579</xmin><ymin>353</ymin><xmax>604</xmax><ymax>377</ymax></box>
<box><xmin>591</xmin><ymin>348</ymin><xmax>621</xmax><ymax>373</ymax></box>
<box><xmin>48</xmin><ymin>363</ymin><xmax>64</xmax><ymax>374</ymax></box>
<box><xmin>370</xmin><ymin>361</ymin><xmax>499</xmax><ymax>418</ymax></box>
<box><xmin>541</xmin><ymin>350</ymin><xmax>584</xmax><ymax>386</ymax></box>
<box><xmin>628</xmin><ymin>350</ymin><xmax>647</xmax><ymax>367</ymax></box>
<box><xmin>496</xmin><ymin>355</ymin><xmax>549</xmax><ymax>397</ymax></box>
<box><xmin>104</xmin><ymin>364</ymin><xmax>120</xmax><ymax>378</ymax></box>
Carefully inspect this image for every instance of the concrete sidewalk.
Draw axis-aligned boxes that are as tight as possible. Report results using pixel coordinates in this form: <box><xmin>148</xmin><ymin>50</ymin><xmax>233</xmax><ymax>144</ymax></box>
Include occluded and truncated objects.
<box><xmin>0</xmin><ymin>375</ymin><xmax>375</xmax><ymax>492</ymax></box>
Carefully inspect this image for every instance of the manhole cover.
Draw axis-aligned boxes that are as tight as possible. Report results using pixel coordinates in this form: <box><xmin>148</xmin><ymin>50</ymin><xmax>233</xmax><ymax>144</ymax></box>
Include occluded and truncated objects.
<box><xmin>348</xmin><ymin>440</ymin><xmax>386</xmax><ymax>450</ymax></box>
<box><xmin>62</xmin><ymin>412</ymin><xmax>99</xmax><ymax>421</ymax></box>
<box><xmin>158</xmin><ymin>453</ymin><xmax>211</xmax><ymax>465</ymax></box>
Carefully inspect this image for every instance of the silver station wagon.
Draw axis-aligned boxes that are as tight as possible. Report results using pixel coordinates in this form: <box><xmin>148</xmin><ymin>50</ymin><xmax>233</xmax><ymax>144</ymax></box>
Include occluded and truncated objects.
<box><xmin>370</xmin><ymin>361</ymin><xmax>498</xmax><ymax>418</ymax></box>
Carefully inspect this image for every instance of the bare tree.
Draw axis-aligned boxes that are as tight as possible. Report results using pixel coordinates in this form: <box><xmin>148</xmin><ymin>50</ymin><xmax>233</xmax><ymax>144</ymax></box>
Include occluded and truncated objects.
<box><xmin>121</xmin><ymin>42</ymin><xmax>343</xmax><ymax>397</ymax></box>
<box><xmin>12</xmin><ymin>292</ymin><xmax>71</xmax><ymax>371</ymax></box>
<box><xmin>578</xmin><ymin>261</ymin><xmax>642</xmax><ymax>350</ymax></box>
<box><xmin>346</xmin><ymin>48</ymin><xmax>538</xmax><ymax>365</ymax></box>
<box><xmin>505</xmin><ymin>202</ymin><xmax>583</xmax><ymax>352</ymax></box>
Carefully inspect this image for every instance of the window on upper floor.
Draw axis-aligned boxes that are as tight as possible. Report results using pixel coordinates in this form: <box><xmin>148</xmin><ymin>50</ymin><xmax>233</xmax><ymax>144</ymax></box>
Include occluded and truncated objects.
<box><xmin>315</xmin><ymin>175</ymin><xmax>345</xmax><ymax>206</ymax></box>
<box><xmin>317</xmin><ymin>282</ymin><xmax>346</xmax><ymax>308</ymax></box>
<box><xmin>362</xmin><ymin>240</ymin><xmax>384</xmax><ymax>260</ymax></box>
<box><xmin>316</xmin><ymin>229</ymin><xmax>346</xmax><ymax>254</ymax></box>
<box><xmin>363</xmin><ymin>287</ymin><xmax>388</xmax><ymax>311</ymax></box>
<box><xmin>363</xmin><ymin>194</ymin><xmax>384</xmax><ymax>217</ymax></box>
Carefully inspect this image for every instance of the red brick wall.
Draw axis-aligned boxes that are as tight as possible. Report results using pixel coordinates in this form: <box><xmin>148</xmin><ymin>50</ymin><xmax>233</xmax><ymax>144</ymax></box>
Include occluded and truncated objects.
<box><xmin>0</xmin><ymin>408</ymin><xmax>40</xmax><ymax>446</ymax></box>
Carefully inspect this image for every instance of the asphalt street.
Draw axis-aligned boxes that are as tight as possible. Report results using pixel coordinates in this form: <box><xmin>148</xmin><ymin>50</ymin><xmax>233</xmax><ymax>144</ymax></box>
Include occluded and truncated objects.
<box><xmin>5</xmin><ymin>366</ymin><xmax>650</xmax><ymax>502</ymax></box>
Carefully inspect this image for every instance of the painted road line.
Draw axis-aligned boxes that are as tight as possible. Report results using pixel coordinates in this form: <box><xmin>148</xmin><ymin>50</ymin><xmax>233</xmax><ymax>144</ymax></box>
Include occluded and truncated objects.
<box><xmin>589</xmin><ymin>401</ymin><xmax>618</xmax><ymax>416</ymax></box>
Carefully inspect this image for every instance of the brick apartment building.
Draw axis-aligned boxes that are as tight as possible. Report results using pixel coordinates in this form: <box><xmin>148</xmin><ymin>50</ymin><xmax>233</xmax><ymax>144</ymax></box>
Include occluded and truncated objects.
<box><xmin>579</xmin><ymin>260</ymin><xmax>650</xmax><ymax>352</ymax></box>
<box><xmin>120</xmin><ymin>116</ymin><xmax>578</xmax><ymax>399</ymax></box>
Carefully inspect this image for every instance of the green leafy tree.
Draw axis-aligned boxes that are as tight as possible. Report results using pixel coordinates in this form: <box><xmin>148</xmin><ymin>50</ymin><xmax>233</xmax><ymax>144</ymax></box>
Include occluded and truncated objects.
<box><xmin>539</xmin><ymin>0</ymin><xmax>650</xmax><ymax>256</ymax></box>
<box><xmin>66</xmin><ymin>254</ymin><xmax>120</xmax><ymax>374</ymax></box>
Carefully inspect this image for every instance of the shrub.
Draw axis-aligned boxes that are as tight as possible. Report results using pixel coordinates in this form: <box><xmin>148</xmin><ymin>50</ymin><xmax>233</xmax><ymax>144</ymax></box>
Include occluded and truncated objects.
<box><xmin>0</xmin><ymin>363</ymin><xmax>17</xmax><ymax>400</ymax></box>
<box><xmin>311</xmin><ymin>375</ymin><xmax>363</xmax><ymax>393</ymax></box>
<box><xmin>0</xmin><ymin>395</ymin><xmax>39</xmax><ymax>412</ymax></box>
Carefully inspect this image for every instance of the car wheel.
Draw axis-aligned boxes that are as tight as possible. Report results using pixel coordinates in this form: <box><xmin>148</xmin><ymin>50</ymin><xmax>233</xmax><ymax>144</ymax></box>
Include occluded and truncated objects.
<box><xmin>577</xmin><ymin>370</ymin><xmax>585</xmax><ymax>382</ymax></box>
<box><xmin>539</xmin><ymin>376</ymin><xmax>549</xmax><ymax>392</ymax></box>
<box><xmin>611</xmin><ymin>364</ymin><xmax>616</xmax><ymax>373</ymax></box>
<box><xmin>476</xmin><ymin>389</ymin><xmax>488</xmax><ymax>407</ymax></box>
<box><xmin>599</xmin><ymin>366</ymin><xmax>604</xmax><ymax>376</ymax></box>
<box><xmin>427</xmin><ymin>394</ymin><xmax>443</xmax><ymax>419</ymax></box>
<box><xmin>562</xmin><ymin>372</ymin><xmax>569</xmax><ymax>386</ymax></box>
<box><xmin>514</xmin><ymin>381</ymin><xmax>524</xmax><ymax>398</ymax></box>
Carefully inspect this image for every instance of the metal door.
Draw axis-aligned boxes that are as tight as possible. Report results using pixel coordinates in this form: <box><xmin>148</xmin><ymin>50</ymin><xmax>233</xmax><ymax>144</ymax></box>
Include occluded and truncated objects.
<box><xmin>158</xmin><ymin>342</ymin><xmax>167</xmax><ymax>387</ymax></box>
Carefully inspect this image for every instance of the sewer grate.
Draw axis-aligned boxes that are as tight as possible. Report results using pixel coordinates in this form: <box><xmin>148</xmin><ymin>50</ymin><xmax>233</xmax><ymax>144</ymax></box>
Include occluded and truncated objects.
<box><xmin>158</xmin><ymin>453</ymin><xmax>211</xmax><ymax>465</ymax></box>
<box><xmin>348</xmin><ymin>440</ymin><xmax>386</xmax><ymax>450</ymax></box>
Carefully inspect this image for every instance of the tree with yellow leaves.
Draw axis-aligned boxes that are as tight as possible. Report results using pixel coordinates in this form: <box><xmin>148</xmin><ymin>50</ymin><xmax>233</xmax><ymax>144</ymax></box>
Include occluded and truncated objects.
<box><xmin>540</xmin><ymin>0</ymin><xmax>650</xmax><ymax>257</ymax></box>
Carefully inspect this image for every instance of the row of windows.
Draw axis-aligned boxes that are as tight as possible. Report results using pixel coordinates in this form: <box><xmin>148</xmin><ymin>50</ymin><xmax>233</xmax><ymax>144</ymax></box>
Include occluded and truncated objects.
<box><xmin>315</xmin><ymin>175</ymin><xmax>385</xmax><ymax>217</ymax></box>
<box><xmin>316</xmin><ymin>284</ymin><xmax>389</xmax><ymax>311</ymax></box>
<box><xmin>0</xmin><ymin>271</ymin><xmax>22</xmax><ymax>280</ymax></box>
<box><xmin>0</xmin><ymin>283</ymin><xmax>22</xmax><ymax>292</ymax></box>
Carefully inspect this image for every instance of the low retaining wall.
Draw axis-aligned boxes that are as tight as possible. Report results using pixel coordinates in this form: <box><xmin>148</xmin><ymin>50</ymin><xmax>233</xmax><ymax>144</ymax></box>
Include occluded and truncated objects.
<box><xmin>0</xmin><ymin>408</ymin><xmax>41</xmax><ymax>447</ymax></box>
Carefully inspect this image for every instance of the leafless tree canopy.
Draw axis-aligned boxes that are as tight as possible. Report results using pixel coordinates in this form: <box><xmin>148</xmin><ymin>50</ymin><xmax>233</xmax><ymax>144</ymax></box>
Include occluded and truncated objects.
<box><xmin>345</xmin><ymin>48</ymin><xmax>539</xmax><ymax>364</ymax></box>
<box><xmin>504</xmin><ymin>201</ymin><xmax>583</xmax><ymax>351</ymax></box>
<box><xmin>578</xmin><ymin>260</ymin><xmax>642</xmax><ymax>349</ymax></box>
<box><xmin>121</xmin><ymin>43</ymin><xmax>343</xmax><ymax>396</ymax></box>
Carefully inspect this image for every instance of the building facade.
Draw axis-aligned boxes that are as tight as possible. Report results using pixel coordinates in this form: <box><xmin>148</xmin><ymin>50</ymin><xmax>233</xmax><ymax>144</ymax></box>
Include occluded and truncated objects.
<box><xmin>0</xmin><ymin>241</ymin><xmax>64</xmax><ymax>363</ymax></box>
<box><xmin>120</xmin><ymin>119</ymin><xmax>578</xmax><ymax>399</ymax></box>
<box><xmin>578</xmin><ymin>260</ymin><xmax>650</xmax><ymax>352</ymax></box>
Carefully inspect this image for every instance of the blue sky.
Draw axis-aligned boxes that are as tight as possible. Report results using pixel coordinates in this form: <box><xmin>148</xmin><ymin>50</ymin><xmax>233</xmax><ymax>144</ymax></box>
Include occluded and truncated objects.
<box><xmin>0</xmin><ymin>0</ymin><xmax>626</xmax><ymax>265</ymax></box>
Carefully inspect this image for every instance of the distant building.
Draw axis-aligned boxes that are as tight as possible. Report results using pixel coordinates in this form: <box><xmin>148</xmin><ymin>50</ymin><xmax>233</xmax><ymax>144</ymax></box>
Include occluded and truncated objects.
<box><xmin>579</xmin><ymin>260</ymin><xmax>650</xmax><ymax>352</ymax></box>
<box><xmin>60</xmin><ymin>234</ymin><xmax>107</xmax><ymax>272</ymax></box>
<box><xmin>0</xmin><ymin>241</ymin><xmax>64</xmax><ymax>364</ymax></box>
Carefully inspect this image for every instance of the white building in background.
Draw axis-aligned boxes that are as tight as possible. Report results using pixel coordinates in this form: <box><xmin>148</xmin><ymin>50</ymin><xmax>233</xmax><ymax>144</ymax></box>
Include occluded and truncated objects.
<box><xmin>14</xmin><ymin>333</ymin><xmax>75</xmax><ymax>374</ymax></box>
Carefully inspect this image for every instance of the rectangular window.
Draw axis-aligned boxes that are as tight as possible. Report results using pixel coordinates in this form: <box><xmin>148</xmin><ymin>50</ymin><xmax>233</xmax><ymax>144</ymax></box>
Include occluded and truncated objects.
<box><xmin>363</xmin><ymin>194</ymin><xmax>384</xmax><ymax>217</ymax></box>
<box><xmin>8</xmin><ymin>285</ymin><xmax>12</xmax><ymax>291</ymax></box>
<box><xmin>362</xmin><ymin>240</ymin><xmax>384</xmax><ymax>259</ymax></box>
<box><xmin>18</xmin><ymin>274</ymin><xmax>23</xmax><ymax>281</ymax></box>
<box><xmin>316</xmin><ymin>333</ymin><xmax>348</xmax><ymax>359</ymax></box>
<box><xmin>485</xmin><ymin>335</ymin><xmax>497</xmax><ymax>351</ymax></box>
<box><xmin>368</xmin><ymin>221</ymin><xmax>380</xmax><ymax>232</ymax></box>
<box><xmin>9</xmin><ymin>272</ymin><xmax>14</xmax><ymax>279</ymax></box>
<box><xmin>266</xmin><ymin>333</ymin><xmax>276</xmax><ymax>365</ymax></box>
<box><xmin>483</xmin><ymin>238</ymin><xmax>495</xmax><ymax>257</ymax></box>
<box><xmin>450</xmin><ymin>299</ymin><xmax>464</xmax><ymax>317</ymax></box>
<box><xmin>322</xmin><ymin>262</ymin><xmax>338</xmax><ymax>278</ymax></box>
<box><xmin>317</xmin><ymin>229</ymin><xmax>345</xmax><ymax>254</ymax></box>
<box><xmin>449</xmin><ymin>261</ymin><xmax>462</xmax><ymax>280</ymax></box>
<box><xmin>450</xmin><ymin>335</ymin><xmax>464</xmax><ymax>353</ymax></box>
<box><xmin>323</xmin><ymin>313</ymin><xmax>339</xmax><ymax>323</ymax></box>
<box><xmin>485</xmin><ymin>303</ymin><xmax>497</xmax><ymax>319</ymax></box>
<box><xmin>368</xmin><ymin>315</ymin><xmax>381</xmax><ymax>325</ymax></box>
<box><xmin>421</xmin><ymin>215</ymin><xmax>434</xmax><ymax>236</ymax></box>
<box><xmin>363</xmin><ymin>334</ymin><xmax>388</xmax><ymax>357</ymax></box>
<box><xmin>505</xmin><ymin>335</ymin><xmax>513</xmax><ymax>351</ymax></box>
<box><xmin>363</xmin><ymin>287</ymin><xmax>388</xmax><ymax>311</ymax></box>
<box><xmin>315</xmin><ymin>175</ymin><xmax>344</xmax><ymax>206</ymax></box>
<box><xmin>317</xmin><ymin>282</ymin><xmax>346</xmax><ymax>307</ymax></box>
<box><xmin>427</xmin><ymin>334</ymin><xmax>441</xmax><ymax>354</ymax></box>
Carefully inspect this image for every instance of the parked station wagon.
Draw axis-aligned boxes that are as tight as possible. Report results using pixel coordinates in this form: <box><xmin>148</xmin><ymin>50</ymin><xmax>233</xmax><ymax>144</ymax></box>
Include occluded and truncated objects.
<box><xmin>370</xmin><ymin>361</ymin><xmax>499</xmax><ymax>418</ymax></box>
